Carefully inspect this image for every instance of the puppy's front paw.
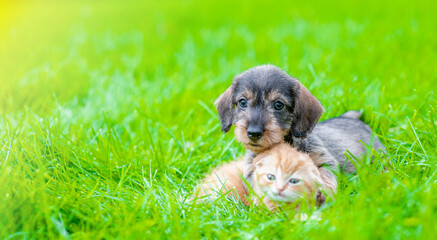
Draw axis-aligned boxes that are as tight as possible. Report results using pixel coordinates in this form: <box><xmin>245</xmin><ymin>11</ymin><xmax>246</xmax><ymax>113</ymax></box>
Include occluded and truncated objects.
<box><xmin>316</xmin><ymin>190</ymin><xmax>326</xmax><ymax>207</ymax></box>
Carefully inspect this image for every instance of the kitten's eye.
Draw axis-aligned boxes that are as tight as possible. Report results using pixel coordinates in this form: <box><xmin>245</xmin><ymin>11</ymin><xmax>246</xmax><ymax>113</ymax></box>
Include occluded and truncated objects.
<box><xmin>273</xmin><ymin>101</ymin><xmax>285</xmax><ymax>110</ymax></box>
<box><xmin>266</xmin><ymin>174</ymin><xmax>276</xmax><ymax>181</ymax></box>
<box><xmin>239</xmin><ymin>99</ymin><xmax>248</xmax><ymax>108</ymax></box>
<box><xmin>289</xmin><ymin>178</ymin><xmax>300</xmax><ymax>184</ymax></box>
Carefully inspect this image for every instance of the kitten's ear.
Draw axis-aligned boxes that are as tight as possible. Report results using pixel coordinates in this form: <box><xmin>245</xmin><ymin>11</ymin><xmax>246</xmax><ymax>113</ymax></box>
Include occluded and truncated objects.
<box><xmin>291</xmin><ymin>81</ymin><xmax>324</xmax><ymax>138</ymax></box>
<box><xmin>309</xmin><ymin>170</ymin><xmax>324</xmax><ymax>187</ymax></box>
<box><xmin>310</xmin><ymin>169</ymin><xmax>327</xmax><ymax>206</ymax></box>
<box><xmin>253</xmin><ymin>156</ymin><xmax>266</xmax><ymax>167</ymax></box>
<box><xmin>215</xmin><ymin>85</ymin><xmax>235</xmax><ymax>133</ymax></box>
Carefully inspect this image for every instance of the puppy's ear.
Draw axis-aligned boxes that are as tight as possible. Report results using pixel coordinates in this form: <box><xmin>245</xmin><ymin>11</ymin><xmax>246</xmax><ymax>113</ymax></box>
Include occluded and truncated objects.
<box><xmin>292</xmin><ymin>82</ymin><xmax>324</xmax><ymax>138</ymax></box>
<box><xmin>215</xmin><ymin>85</ymin><xmax>235</xmax><ymax>133</ymax></box>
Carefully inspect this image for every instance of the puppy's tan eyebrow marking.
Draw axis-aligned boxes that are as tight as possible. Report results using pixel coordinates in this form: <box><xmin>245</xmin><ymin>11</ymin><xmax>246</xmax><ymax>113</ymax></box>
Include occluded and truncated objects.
<box><xmin>267</xmin><ymin>91</ymin><xmax>289</xmax><ymax>105</ymax></box>
<box><xmin>239</xmin><ymin>89</ymin><xmax>255</xmax><ymax>100</ymax></box>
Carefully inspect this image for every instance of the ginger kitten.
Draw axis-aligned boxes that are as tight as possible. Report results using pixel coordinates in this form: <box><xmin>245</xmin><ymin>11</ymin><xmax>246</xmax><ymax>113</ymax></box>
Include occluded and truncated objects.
<box><xmin>195</xmin><ymin>143</ymin><xmax>325</xmax><ymax>210</ymax></box>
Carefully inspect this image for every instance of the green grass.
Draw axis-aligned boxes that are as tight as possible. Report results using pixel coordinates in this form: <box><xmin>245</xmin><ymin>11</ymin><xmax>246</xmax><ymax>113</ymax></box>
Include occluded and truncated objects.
<box><xmin>1</xmin><ymin>0</ymin><xmax>436</xmax><ymax>239</ymax></box>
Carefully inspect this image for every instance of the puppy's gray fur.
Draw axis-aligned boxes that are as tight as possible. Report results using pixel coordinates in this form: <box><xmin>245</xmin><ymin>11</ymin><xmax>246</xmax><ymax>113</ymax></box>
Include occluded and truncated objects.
<box><xmin>215</xmin><ymin>65</ymin><xmax>386</xmax><ymax>194</ymax></box>
<box><xmin>297</xmin><ymin>112</ymin><xmax>386</xmax><ymax>192</ymax></box>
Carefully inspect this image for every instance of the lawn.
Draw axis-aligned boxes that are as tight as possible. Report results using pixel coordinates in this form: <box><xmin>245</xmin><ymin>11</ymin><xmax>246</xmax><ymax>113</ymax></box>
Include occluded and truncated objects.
<box><xmin>1</xmin><ymin>0</ymin><xmax>436</xmax><ymax>239</ymax></box>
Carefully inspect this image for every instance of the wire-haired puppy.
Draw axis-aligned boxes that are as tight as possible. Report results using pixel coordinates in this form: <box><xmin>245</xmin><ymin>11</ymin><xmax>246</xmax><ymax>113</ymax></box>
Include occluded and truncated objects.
<box><xmin>216</xmin><ymin>65</ymin><xmax>386</xmax><ymax>194</ymax></box>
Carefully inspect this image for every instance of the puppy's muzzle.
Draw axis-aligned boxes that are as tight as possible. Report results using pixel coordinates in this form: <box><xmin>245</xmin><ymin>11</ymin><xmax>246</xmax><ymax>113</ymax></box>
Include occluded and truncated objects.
<box><xmin>247</xmin><ymin>125</ymin><xmax>264</xmax><ymax>141</ymax></box>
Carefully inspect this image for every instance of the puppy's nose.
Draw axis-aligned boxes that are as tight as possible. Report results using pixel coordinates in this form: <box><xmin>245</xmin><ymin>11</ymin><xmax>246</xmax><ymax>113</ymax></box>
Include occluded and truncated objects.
<box><xmin>247</xmin><ymin>126</ymin><xmax>263</xmax><ymax>140</ymax></box>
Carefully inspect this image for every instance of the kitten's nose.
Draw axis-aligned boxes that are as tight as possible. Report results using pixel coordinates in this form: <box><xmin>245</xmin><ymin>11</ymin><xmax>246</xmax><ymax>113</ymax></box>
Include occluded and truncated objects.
<box><xmin>247</xmin><ymin>125</ymin><xmax>263</xmax><ymax>141</ymax></box>
<box><xmin>276</xmin><ymin>186</ymin><xmax>286</xmax><ymax>195</ymax></box>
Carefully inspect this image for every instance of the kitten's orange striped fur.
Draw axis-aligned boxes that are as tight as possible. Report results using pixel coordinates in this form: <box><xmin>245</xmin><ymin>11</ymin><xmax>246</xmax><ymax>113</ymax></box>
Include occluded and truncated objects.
<box><xmin>195</xmin><ymin>143</ymin><xmax>325</xmax><ymax>210</ymax></box>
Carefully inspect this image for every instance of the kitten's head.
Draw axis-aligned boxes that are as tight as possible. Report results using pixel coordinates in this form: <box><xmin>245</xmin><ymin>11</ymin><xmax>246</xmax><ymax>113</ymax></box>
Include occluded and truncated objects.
<box><xmin>253</xmin><ymin>143</ymin><xmax>323</xmax><ymax>204</ymax></box>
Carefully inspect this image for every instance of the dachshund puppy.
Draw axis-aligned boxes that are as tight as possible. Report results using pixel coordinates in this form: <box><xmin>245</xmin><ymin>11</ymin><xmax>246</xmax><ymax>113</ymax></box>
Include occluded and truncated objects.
<box><xmin>215</xmin><ymin>65</ymin><xmax>386</xmax><ymax>194</ymax></box>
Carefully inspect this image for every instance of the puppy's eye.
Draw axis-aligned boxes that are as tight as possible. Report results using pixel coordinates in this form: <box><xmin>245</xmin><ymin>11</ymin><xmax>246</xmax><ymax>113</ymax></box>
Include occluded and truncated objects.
<box><xmin>289</xmin><ymin>178</ymin><xmax>300</xmax><ymax>184</ymax></box>
<box><xmin>239</xmin><ymin>99</ymin><xmax>248</xmax><ymax>108</ymax></box>
<box><xmin>266</xmin><ymin>174</ymin><xmax>276</xmax><ymax>181</ymax></box>
<box><xmin>273</xmin><ymin>101</ymin><xmax>285</xmax><ymax>110</ymax></box>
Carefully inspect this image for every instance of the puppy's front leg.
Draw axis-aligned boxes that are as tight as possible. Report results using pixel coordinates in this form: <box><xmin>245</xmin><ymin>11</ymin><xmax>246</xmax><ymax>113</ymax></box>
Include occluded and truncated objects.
<box><xmin>242</xmin><ymin>151</ymin><xmax>257</xmax><ymax>191</ymax></box>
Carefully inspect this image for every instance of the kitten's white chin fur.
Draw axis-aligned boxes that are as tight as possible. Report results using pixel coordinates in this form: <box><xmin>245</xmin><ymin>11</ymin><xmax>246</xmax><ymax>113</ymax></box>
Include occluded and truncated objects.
<box><xmin>266</xmin><ymin>191</ymin><xmax>301</xmax><ymax>202</ymax></box>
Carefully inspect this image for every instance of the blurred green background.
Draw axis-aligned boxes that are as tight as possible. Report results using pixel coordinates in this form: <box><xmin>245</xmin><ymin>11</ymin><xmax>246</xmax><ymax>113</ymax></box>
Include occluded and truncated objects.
<box><xmin>1</xmin><ymin>0</ymin><xmax>436</xmax><ymax>239</ymax></box>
